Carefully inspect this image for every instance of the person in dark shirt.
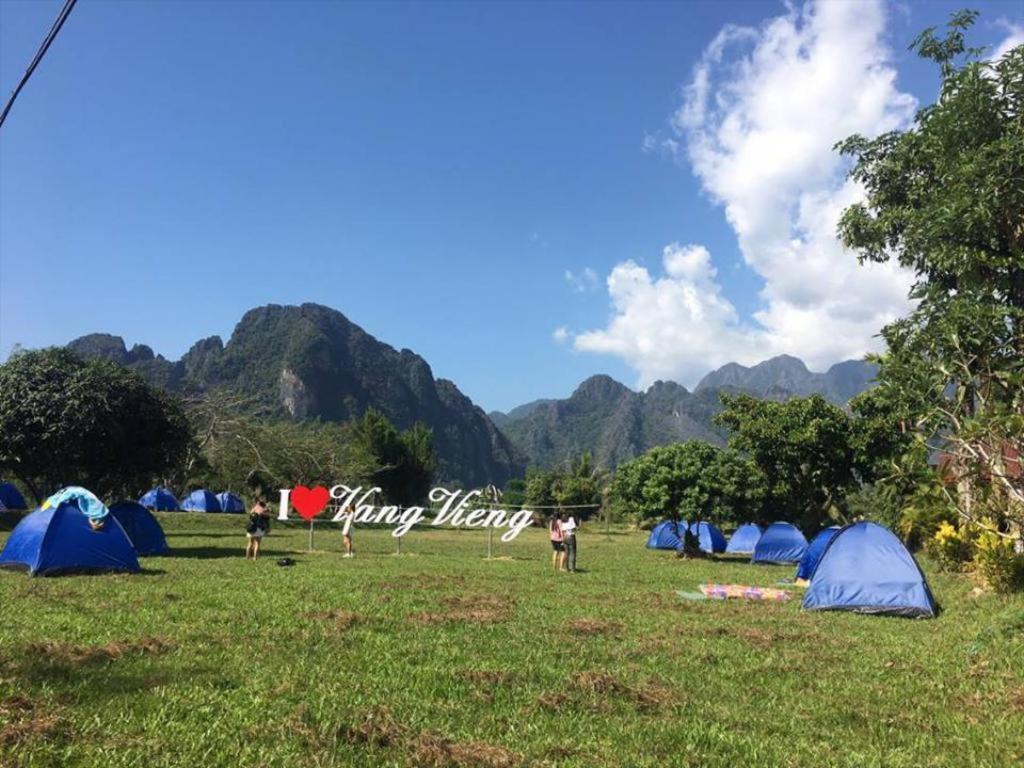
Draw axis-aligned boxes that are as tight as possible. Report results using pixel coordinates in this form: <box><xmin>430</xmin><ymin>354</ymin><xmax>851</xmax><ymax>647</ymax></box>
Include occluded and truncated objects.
<box><xmin>245</xmin><ymin>499</ymin><xmax>271</xmax><ymax>560</ymax></box>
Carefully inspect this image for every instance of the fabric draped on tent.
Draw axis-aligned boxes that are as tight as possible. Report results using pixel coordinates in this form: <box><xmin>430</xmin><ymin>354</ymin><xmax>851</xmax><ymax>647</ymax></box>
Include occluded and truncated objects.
<box><xmin>646</xmin><ymin>520</ymin><xmax>684</xmax><ymax>550</ymax></box>
<box><xmin>109</xmin><ymin>501</ymin><xmax>169</xmax><ymax>556</ymax></box>
<box><xmin>44</xmin><ymin>486</ymin><xmax>109</xmax><ymax>522</ymax></box>
<box><xmin>181</xmin><ymin>489</ymin><xmax>222</xmax><ymax>513</ymax></box>
<box><xmin>139</xmin><ymin>487</ymin><xmax>179</xmax><ymax>512</ymax></box>
<box><xmin>802</xmin><ymin>522</ymin><xmax>937</xmax><ymax>618</ymax></box>
<box><xmin>752</xmin><ymin>522</ymin><xmax>809</xmax><ymax>564</ymax></box>
<box><xmin>796</xmin><ymin>526</ymin><xmax>841</xmax><ymax>581</ymax></box>
<box><xmin>687</xmin><ymin>521</ymin><xmax>727</xmax><ymax>553</ymax></box>
<box><xmin>725</xmin><ymin>523</ymin><xmax>763</xmax><ymax>554</ymax></box>
<box><xmin>0</xmin><ymin>482</ymin><xmax>28</xmax><ymax>510</ymax></box>
<box><xmin>0</xmin><ymin>501</ymin><xmax>141</xmax><ymax>576</ymax></box>
<box><xmin>216</xmin><ymin>492</ymin><xmax>246</xmax><ymax>514</ymax></box>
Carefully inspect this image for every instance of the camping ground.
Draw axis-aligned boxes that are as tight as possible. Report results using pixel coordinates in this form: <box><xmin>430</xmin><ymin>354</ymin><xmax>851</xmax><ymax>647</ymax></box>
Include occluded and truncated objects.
<box><xmin>1</xmin><ymin>513</ymin><xmax>1022</xmax><ymax>768</ymax></box>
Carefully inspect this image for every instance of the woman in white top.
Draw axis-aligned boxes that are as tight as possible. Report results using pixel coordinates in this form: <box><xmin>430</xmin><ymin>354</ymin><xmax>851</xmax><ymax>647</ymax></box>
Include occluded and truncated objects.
<box><xmin>562</xmin><ymin>514</ymin><xmax>578</xmax><ymax>573</ymax></box>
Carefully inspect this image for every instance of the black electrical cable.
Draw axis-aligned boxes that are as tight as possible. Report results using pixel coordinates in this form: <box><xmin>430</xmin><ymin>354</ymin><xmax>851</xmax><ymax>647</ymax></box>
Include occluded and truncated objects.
<box><xmin>0</xmin><ymin>0</ymin><xmax>79</xmax><ymax>130</ymax></box>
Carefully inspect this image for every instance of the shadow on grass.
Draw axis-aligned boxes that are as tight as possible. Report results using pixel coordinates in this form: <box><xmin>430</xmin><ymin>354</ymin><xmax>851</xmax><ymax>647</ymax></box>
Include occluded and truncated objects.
<box><xmin>165</xmin><ymin>546</ymin><xmax>243</xmax><ymax>560</ymax></box>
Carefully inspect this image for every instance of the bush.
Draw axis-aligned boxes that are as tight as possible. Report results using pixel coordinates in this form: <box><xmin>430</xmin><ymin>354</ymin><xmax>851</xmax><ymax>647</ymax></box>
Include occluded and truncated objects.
<box><xmin>926</xmin><ymin>521</ymin><xmax>972</xmax><ymax>572</ymax></box>
<box><xmin>972</xmin><ymin>530</ymin><xmax>1024</xmax><ymax>593</ymax></box>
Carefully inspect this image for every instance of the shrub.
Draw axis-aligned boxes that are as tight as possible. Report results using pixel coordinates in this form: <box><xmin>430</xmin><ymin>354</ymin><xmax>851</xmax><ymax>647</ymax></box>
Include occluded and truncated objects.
<box><xmin>972</xmin><ymin>530</ymin><xmax>1024</xmax><ymax>594</ymax></box>
<box><xmin>926</xmin><ymin>521</ymin><xmax>972</xmax><ymax>572</ymax></box>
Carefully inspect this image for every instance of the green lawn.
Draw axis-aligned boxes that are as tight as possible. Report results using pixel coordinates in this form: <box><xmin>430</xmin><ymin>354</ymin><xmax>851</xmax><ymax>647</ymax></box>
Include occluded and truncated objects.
<box><xmin>1</xmin><ymin>513</ymin><xmax>1022</xmax><ymax>768</ymax></box>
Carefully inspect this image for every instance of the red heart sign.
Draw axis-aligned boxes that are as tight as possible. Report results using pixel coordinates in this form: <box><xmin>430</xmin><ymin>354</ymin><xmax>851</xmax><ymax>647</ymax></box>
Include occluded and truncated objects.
<box><xmin>292</xmin><ymin>485</ymin><xmax>330</xmax><ymax>520</ymax></box>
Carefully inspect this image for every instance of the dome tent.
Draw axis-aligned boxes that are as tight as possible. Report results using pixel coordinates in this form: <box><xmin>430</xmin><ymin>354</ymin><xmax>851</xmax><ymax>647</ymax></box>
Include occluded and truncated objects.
<box><xmin>216</xmin><ymin>492</ymin><xmax>246</xmax><ymax>514</ymax></box>
<box><xmin>687</xmin><ymin>521</ymin><xmax>727</xmax><ymax>553</ymax></box>
<box><xmin>0</xmin><ymin>482</ymin><xmax>28</xmax><ymax>510</ymax></box>
<box><xmin>646</xmin><ymin>520</ymin><xmax>684</xmax><ymax>550</ymax></box>
<box><xmin>752</xmin><ymin>522</ymin><xmax>809</xmax><ymax>564</ymax></box>
<box><xmin>109</xmin><ymin>501</ymin><xmax>169</xmax><ymax>556</ymax></box>
<box><xmin>0</xmin><ymin>502</ymin><xmax>141</xmax><ymax>576</ymax></box>
<box><xmin>795</xmin><ymin>526</ymin><xmax>841</xmax><ymax>581</ymax></box>
<box><xmin>181</xmin><ymin>489</ymin><xmax>222</xmax><ymax>513</ymax></box>
<box><xmin>802</xmin><ymin>522</ymin><xmax>937</xmax><ymax>618</ymax></box>
<box><xmin>725</xmin><ymin>523</ymin><xmax>763</xmax><ymax>554</ymax></box>
<box><xmin>139</xmin><ymin>487</ymin><xmax>179</xmax><ymax>512</ymax></box>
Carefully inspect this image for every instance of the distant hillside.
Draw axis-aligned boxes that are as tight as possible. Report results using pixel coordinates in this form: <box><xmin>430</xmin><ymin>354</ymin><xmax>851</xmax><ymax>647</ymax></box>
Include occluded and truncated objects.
<box><xmin>695</xmin><ymin>354</ymin><xmax>877</xmax><ymax>404</ymax></box>
<box><xmin>499</xmin><ymin>375</ymin><xmax>727</xmax><ymax>470</ymax></box>
<box><xmin>499</xmin><ymin>356</ymin><xmax>877</xmax><ymax>470</ymax></box>
<box><xmin>68</xmin><ymin>304</ymin><xmax>524</xmax><ymax>487</ymax></box>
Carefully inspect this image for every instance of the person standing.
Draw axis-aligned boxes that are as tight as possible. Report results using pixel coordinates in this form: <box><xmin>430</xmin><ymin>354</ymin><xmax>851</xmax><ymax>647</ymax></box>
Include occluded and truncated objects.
<box><xmin>341</xmin><ymin>503</ymin><xmax>355</xmax><ymax>558</ymax></box>
<box><xmin>562</xmin><ymin>513</ymin><xmax>579</xmax><ymax>573</ymax></box>
<box><xmin>549</xmin><ymin>514</ymin><xmax>565</xmax><ymax>571</ymax></box>
<box><xmin>245</xmin><ymin>499</ymin><xmax>271</xmax><ymax>560</ymax></box>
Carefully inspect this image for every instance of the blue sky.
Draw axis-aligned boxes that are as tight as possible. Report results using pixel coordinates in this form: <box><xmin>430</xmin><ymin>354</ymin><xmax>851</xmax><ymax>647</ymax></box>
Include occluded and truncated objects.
<box><xmin>1</xmin><ymin>0</ymin><xmax>1021</xmax><ymax>412</ymax></box>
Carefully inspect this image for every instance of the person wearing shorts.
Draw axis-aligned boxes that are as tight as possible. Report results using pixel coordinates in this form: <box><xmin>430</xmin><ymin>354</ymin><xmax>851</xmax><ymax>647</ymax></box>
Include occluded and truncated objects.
<box><xmin>549</xmin><ymin>514</ymin><xmax>565</xmax><ymax>571</ymax></box>
<box><xmin>341</xmin><ymin>503</ymin><xmax>355</xmax><ymax>558</ymax></box>
<box><xmin>245</xmin><ymin>499</ymin><xmax>270</xmax><ymax>560</ymax></box>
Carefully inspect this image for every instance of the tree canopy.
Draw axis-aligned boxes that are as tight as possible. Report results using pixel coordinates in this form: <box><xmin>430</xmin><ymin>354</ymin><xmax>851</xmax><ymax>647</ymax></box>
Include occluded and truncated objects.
<box><xmin>0</xmin><ymin>348</ymin><xmax>190</xmax><ymax>503</ymax></box>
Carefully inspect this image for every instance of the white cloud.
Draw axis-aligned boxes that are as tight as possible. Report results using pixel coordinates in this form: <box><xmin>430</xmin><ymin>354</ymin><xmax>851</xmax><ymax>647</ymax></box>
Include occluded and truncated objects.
<box><xmin>573</xmin><ymin>0</ymin><xmax>918</xmax><ymax>388</ymax></box>
<box><xmin>565</xmin><ymin>267</ymin><xmax>599</xmax><ymax>293</ymax></box>
<box><xmin>993</xmin><ymin>20</ymin><xmax>1024</xmax><ymax>62</ymax></box>
<box><xmin>552</xmin><ymin>326</ymin><xmax>570</xmax><ymax>344</ymax></box>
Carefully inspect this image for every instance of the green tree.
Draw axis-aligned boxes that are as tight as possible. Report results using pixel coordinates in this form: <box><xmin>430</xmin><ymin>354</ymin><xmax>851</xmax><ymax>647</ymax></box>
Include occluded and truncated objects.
<box><xmin>524</xmin><ymin>453</ymin><xmax>605</xmax><ymax>518</ymax></box>
<box><xmin>351</xmin><ymin>409</ymin><xmax>436</xmax><ymax>506</ymax></box>
<box><xmin>0</xmin><ymin>348</ymin><xmax>190</xmax><ymax>503</ymax></box>
<box><xmin>836</xmin><ymin>11</ymin><xmax>1024</xmax><ymax>548</ymax></box>
<box><xmin>609</xmin><ymin>441</ymin><xmax>764</xmax><ymax>525</ymax></box>
<box><xmin>715</xmin><ymin>394</ymin><xmax>857</xmax><ymax>530</ymax></box>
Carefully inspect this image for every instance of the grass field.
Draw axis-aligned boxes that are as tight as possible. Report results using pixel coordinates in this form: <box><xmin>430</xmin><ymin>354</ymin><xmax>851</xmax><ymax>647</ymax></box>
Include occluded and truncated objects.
<box><xmin>1</xmin><ymin>513</ymin><xmax>1023</xmax><ymax>768</ymax></box>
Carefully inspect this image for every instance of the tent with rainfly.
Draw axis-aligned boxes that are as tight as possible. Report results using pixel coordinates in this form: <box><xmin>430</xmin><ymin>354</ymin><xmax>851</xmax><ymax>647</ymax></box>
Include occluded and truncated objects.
<box><xmin>181</xmin><ymin>489</ymin><xmax>222</xmax><ymax>513</ymax></box>
<box><xmin>646</xmin><ymin>520</ymin><xmax>685</xmax><ymax>550</ymax></box>
<box><xmin>109</xmin><ymin>501</ymin><xmax>169</xmax><ymax>556</ymax></box>
<box><xmin>687</xmin><ymin>521</ymin><xmax>727</xmax><ymax>553</ymax></box>
<box><xmin>0</xmin><ymin>501</ymin><xmax>141</xmax><ymax>576</ymax></box>
<box><xmin>139</xmin><ymin>487</ymin><xmax>179</xmax><ymax>512</ymax></box>
<box><xmin>795</xmin><ymin>526</ymin><xmax>841</xmax><ymax>581</ymax></box>
<box><xmin>216</xmin><ymin>492</ymin><xmax>246</xmax><ymax>514</ymax></box>
<box><xmin>725</xmin><ymin>523</ymin><xmax>763</xmax><ymax>554</ymax></box>
<box><xmin>802</xmin><ymin>521</ymin><xmax>937</xmax><ymax>618</ymax></box>
<box><xmin>0</xmin><ymin>482</ymin><xmax>28</xmax><ymax>511</ymax></box>
<box><xmin>752</xmin><ymin>522</ymin><xmax>809</xmax><ymax>564</ymax></box>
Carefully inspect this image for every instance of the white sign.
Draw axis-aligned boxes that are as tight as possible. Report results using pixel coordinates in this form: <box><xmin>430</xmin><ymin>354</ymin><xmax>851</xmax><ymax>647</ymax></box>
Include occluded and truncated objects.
<box><xmin>277</xmin><ymin>485</ymin><xmax>533</xmax><ymax>541</ymax></box>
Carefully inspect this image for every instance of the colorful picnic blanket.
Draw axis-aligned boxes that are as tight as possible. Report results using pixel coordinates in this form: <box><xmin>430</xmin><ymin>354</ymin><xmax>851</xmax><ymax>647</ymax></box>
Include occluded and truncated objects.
<box><xmin>699</xmin><ymin>583</ymin><xmax>792</xmax><ymax>602</ymax></box>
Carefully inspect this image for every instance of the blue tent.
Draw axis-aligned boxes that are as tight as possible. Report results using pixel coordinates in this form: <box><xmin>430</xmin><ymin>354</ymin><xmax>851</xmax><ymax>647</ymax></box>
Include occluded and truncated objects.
<box><xmin>0</xmin><ymin>502</ymin><xmax>141</xmax><ymax>576</ymax></box>
<box><xmin>139</xmin><ymin>487</ymin><xmax>179</xmax><ymax>512</ymax></box>
<box><xmin>0</xmin><ymin>482</ymin><xmax>27</xmax><ymax>510</ymax></box>
<box><xmin>181</xmin><ymin>489</ymin><xmax>222</xmax><ymax>513</ymax></box>
<box><xmin>795</xmin><ymin>526</ymin><xmax>841</xmax><ymax>581</ymax></box>
<box><xmin>752</xmin><ymin>522</ymin><xmax>808</xmax><ymax>564</ymax></box>
<box><xmin>803</xmin><ymin>522</ymin><xmax>937</xmax><ymax>618</ymax></box>
<box><xmin>687</xmin><ymin>521</ymin><xmax>727</xmax><ymax>553</ymax></box>
<box><xmin>646</xmin><ymin>520</ymin><xmax>684</xmax><ymax>550</ymax></box>
<box><xmin>109</xmin><ymin>501</ymin><xmax>169</xmax><ymax>556</ymax></box>
<box><xmin>725</xmin><ymin>523</ymin><xmax>763</xmax><ymax>554</ymax></box>
<box><xmin>216</xmin><ymin>492</ymin><xmax>246</xmax><ymax>514</ymax></box>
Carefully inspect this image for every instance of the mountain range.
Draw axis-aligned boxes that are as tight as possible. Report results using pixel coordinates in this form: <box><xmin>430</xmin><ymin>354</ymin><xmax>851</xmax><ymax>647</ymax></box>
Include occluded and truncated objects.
<box><xmin>67</xmin><ymin>303</ymin><xmax>877</xmax><ymax>482</ymax></box>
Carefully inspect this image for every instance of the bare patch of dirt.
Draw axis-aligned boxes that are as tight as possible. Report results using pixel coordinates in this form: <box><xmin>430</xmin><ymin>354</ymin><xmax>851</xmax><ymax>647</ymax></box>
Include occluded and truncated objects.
<box><xmin>409</xmin><ymin>595</ymin><xmax>515</xmax><ymax>625</ymax></box>
<box><xmin>536</xmin><ymin>691</ymin><xmax>571</xmax><ymax>711</ymax></box>
<box><xmin>305</xmin><ymin>609</ymin><xmax>360</xmax><ymax>632</ymax></box>
<box><xmin>565</xmin><ymin>618</ymin><xmax>622</xmax><ymax>637</ymax></box>
<box><xmin>0</xmin><ymin>695</ymin><xmax>66</xmax><ymax>747</ymax></box>
<box><xmin>25</xmin><ymin>637</ymin><xmax>173</xmax><ymax>666</ymax></box>
<box><xmin>341</xmin><ymin>707</ymin><xmax>522</xmax><ymax>768</ymax></box>
<box><xmin>459</xmin><ymin>669</ymin><xmax>512</xmax><ymax>686</ymax></box>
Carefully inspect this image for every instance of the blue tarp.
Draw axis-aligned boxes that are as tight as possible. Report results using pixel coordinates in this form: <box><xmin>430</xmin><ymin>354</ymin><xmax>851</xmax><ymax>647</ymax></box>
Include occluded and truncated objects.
<box><xmin>725</xmin><ymin>523</ymin><xmax>763</xmax><ymax>554</ymax></box>
<box><xmin>216</xmin><ymin>492</ymin><xmax>246</xmax><ymax>514</ymax></box>
<box><xmin>0</xmin><ymin>482</ymin><xmax>28</xmax><ymax>510</ymax></box>
<box><xmin>646</xmin><ymin>520</ymin><xmax>684</xmax><ymax>550</ymax></box>
<box><xmin>0</xmin><ymin>502</ymin><xmax>141</xmax><ymax>576</ymax></box>
<box><xmin>802</xmin><ymin>522</ymin><xmax>937</xmax><ymax>618</ymax></box>
<box><xmin>181</xmin><ymin>489</ymin><xmax>222</xmax><ymax>513</ymax></box>
<box><xmin>44</xmin><ymin>486</ymin><xmax>108</xmax><ymax>522</ymax></box>
<box><xmin>687</xmin><ymin>521</ymin><xmax>727</xmax><ymax>553</ymax></box>
<box><xmin>109</xmin><ymin>501</ymin><xmax>169</xmax><ymax>556</ymax></box>
<box><xmin>752</xmin><ymin>522</ymin><xmax>808</xmax><ymax>564</ymax></box>
<box><xmin>796</xmin><ymin>526</ymin><xmax>841</xmax><ymax>580</ymax></box>
<box><xmin>139</xmin><ymin>487</ymin><xmax>179</xmax><ymax>511</ymax></box>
